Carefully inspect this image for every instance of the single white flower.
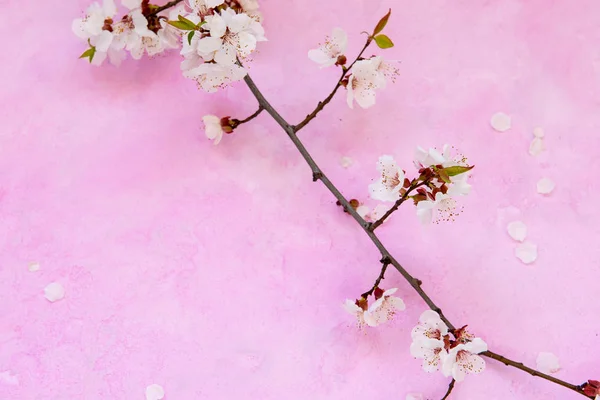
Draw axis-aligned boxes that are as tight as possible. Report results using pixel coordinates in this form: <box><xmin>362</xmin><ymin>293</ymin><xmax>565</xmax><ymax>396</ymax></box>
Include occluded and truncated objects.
<box><xmin>410</xmin><ymin>310</ymin><xmax>449</xmax><ymax>372</ymax></box>
<box><xmin>369</xmin><ymin>155</ymin><xmax>405</xmax><ymax>202</ymax></box>
<box><xmin>203</xmin><ymin>115</ymin><xmax>225</xmax><ymax>145</ymax></box>
<box><xmin>199</xmin><ymin>8</ymin><xmax>266</xmax><ymax>65</ymax></box>
<box><xmin>308</xmin><ymin>27</ymin><xmax>347</xmax><ymax>68</ymax></box>
<box><xmin>441</xmin><ymin>338</ymin><xmax>488</xmax><ymax>382</ymax></box>
<box><xmin>363</xmin><ymin>288</ymin><xmax>406</xmax><ymax>326</ymax></box>
<box><xmin>416</xmin><ymin>192</ymin><xmax>460</xmax><ymax>224</ymax></box>
<box><xmin>346</xmin><ymin>58</ymin><xmax>382</xmax><ymax>109</ymax></box>
<box><xmin>183</xmin><ymin>62</ymin><xmax>247</xmax><ymax>92</ymax></box>
<box><xmin>536</xmin><ymin>352</ymin><xmax>560</xmax><ymax>374</ymax></box>
<box><xmin>72</xmin><ymin>0</ymin><xmax>117</xmax><ymax>40</ymax></box>
<box><xmin>343</xmin><ymin>288</ymin><xmax>405</xmax><ymax>328</ymax></box>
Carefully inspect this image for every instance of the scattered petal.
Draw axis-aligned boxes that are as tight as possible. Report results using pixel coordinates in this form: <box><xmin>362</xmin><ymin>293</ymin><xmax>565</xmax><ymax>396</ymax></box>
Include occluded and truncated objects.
<box><xmin>533</xmin><ymin>127</ymin><xmax>545</xmax><ymax>138</ymax></box>
<box><xmin>515</xmin><ymin>242</ymin><xmax>537</xmax><ymax>264</ymax></box>
<box><xmin>537</xmin><ymin>178</ymin><xmax>555</xmax><ymax>195</ymax></box>
<box><xmin>490</xmin><ymin>112</ymin><xmax>511</xmax><ymax>132</ymax></box>
<box><xmin>536</xmin><ymin>352</ymin><xmax>560</xmax><ymax>374</ymax></box>
<box><xmin>406</xmin><ymin>394</ymin><xmax>424</xmax><ymax>400</ymax></box>
<box><xmin>145</xmin><ymin>384</ymin><xmax>165</xmax><ymax>400</ymax></box>
<box><xmin>28</xmin><ymin>263</ymin><xmax>40</xmax><ymax>272</ymax></box>
<box><xmin>507</xmin><ymin>221</ymin><xmax>527</xmax><ymax>242</ymax></box>
<box><xmin>44</xmin><ymin>282</ymin><xmax>65</xmax><ymax>302</ymax></box>
<box><xmin>340</xmin><ymin>156</ymin><xmax>353</xmax><ymax>168</ymax></box>
<box><xmin>0</xmin><ymin>371</ymin><xmax>19</xmax><ymax>385</ymax></box>
<box><xmin>529</xmin><ymin>137</ymin><xmax>544</xmax><ymax>156</ymax></box>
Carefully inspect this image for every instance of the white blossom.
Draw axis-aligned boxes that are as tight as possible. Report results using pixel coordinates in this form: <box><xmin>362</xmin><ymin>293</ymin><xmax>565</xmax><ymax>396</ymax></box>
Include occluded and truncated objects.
<box><xmin>199</xmin><ymin>8</ymin><xmax>266</xmax><ymax>65</ymax></box>
<box><xmin>308</xmin><ymin>27</ymin><xmax>347</xmax><ymax>68</ymax></box>
<box><xmin>72</xmin><ymin>0</ymin><xmax>117</xmax><ymax>40</ymax></box>
<box><xmin>410</xmin><ymin>310</ymin><xmax>448</xmax><ymax>372</ymax></box>
<box><xmin>343</xmin><ymin>288</ymin><xmax>405</xmax><ymax>328</ymax></box>
<box><xmin>369</xmin><ymin>155</ymin><xmax>405</xmax><ymax>202</ymax></box>
<box><xmin>441</xmin><ymin>338</ymin><xmax>488</xmax><ymax>382</ymax></box>
<box><xmin>203</xmin><ymin>115</ymin><xmax>225</xmax><ymax>145</ymax></box>
<box><xmin>536</xmin><ymin>352</ymin><xmax>560</xmax><ymax>374</ymax></box>
<box><xmin>416</xmin><ymin>192</ymin><xmax>461</xmax><ymax>224</ymax></box>
<box><xmin>184</xmin><ymin>62</ymin><xmax>247</xmax><ymax>92</ymax></box>
<box><xmin>44</xmin><ymin>282</ymin><xmax>65</xmax><ymax>302</ymax></box>
<box><xmin>346</xmin><ymin>58</ymin><xmax>384</xmax><ymax>109</ymax></box>
<box><xmin>414</xmin><ymin>144</ymin><xmax>472</xmax><ymax>196</ymax></box>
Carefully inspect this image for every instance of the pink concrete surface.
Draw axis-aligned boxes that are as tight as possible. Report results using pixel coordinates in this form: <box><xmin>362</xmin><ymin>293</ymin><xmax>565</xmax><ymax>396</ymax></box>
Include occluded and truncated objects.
<box><xmin>1</xmin><ymin>0</ymin><xmax>599</xmax><ymax>399</ymax></box>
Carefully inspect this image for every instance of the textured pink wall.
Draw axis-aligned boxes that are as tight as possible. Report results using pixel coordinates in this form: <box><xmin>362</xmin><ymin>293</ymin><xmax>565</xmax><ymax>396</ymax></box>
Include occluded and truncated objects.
<box><xmin>1</xmin><ymin>0</ymin><xmax>599</xmax><ymax>399</ymax></box>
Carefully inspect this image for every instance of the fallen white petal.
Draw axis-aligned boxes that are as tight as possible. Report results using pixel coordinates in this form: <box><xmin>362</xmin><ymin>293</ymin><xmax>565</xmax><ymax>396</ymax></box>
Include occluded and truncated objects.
<box><xmin>507</xmin><ymin>221</ymin><xmax>527</xmax><ymax>242</ymax></box>
<box><xmin>340</xmin><ymin>156</ymin><xmax>353</xmax><ymax>168</ymax></box>
<box><xmin>536</xmin><ymin>352</ymin><xmax>560</xmax><ymax>374</ymax></box>
<box><xmin>43</xmin><ymin>282</ymin><xmax>65</xmax><ymax>302</ymax></box>
<box><xmin>533</xmin><ymin>127</ymin><xmax>545</xmax><ymax>138</ymax></box>
<box><xmin>0</xmin><ymin>371</ymin><xmax>19</xmax><ymax>385</ymax></box>
<box><xmin>515</xmin><ymin>242</ymin><xmax>537</xmax><ymax>264</ymax></box>
<box><xmin>145</xmin><ymin>384</ymin><xmax>165</xmax><ymax>400</ymax></box>
<box><xmin>28</xmin><ymin>263</ymin><xmax>40</xmax><ymax>272</ymax></box>
<box><xmin>537</xmin><ymin>178</ymin><xmax>555</xmax><ymax>194</ymax></box>
<box><xmin>406</xmin><ymin>393</ymin><xmax>424</xmax><ymax>400</ymax></box>
<box><xmin>490</xmin><ymin>112</ymin><xmax>511</xmax><ymax>132</ymax></box>
<box><xmin>529</xmin><ymin>137</ymin><xmax>544</xmax><ymax>156</ymax></box>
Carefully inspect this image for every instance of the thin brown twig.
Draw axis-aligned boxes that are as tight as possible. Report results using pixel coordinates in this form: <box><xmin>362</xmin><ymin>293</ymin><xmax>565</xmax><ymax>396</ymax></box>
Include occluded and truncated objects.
<box><xmin>231</xmin><ymin>106</ymin><xmax>264</xmax><ymax>128</ymax></box>
<box><xmin>147</xmin><ymin>0</ymin><xmax>184</xmax><ymax>16</ymax></box>
<box><xmin>239</xmin><ymin>69</ymin><xmax>591</xmax><ymax>399</ymax></box>
<box><xmin>441</xmin><ymin>379</ymin><xmax>455</xmax><ymax>400</ymax></box>
<box><xmin>292</xmin><ymin>37</ymin><xmax>373</xmax><ymax>132</ymax></box>
<box><xmin>360</xmin><ymin>258</ymin><xmax>390</xmax><ymax>298</ymax></box>
<box><xmin>369</xmin><ymin>181</ymin><xmax>428</xmax><ymax>231</ymax></box>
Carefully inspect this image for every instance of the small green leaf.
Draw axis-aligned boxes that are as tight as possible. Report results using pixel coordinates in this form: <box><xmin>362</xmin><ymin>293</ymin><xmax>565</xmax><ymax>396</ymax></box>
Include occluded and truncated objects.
<box><xmin>443</xmin><ymin>165</ymin><xmax>474</xmax><ymax>177</ymax></box>
<box><xmin>168</xmin><ymin>18</ymin><xmax>196</xmax><ymax>30</ymax></box>
<box><xmin>437</xmin><ymin>168</ymin><xmax>451</xmax><ymax>183</ymax></box>
<box><xmin>79</xmin><ymin>46</ymin><xmax>96</xmax><ymax>62</ymax></box>
<box><xmin>187</xmin><ymin>31</ymin><xmax>195</xmax><ymax>45</ymax></box>
<box><xmin>374</xmin><ymin>34</ymin><xmax>394</xmax><ymax>49</ymax></box>
<box><xmin>373</xmin><ymin>8</ymin><xmax>391</xmax><ymax>35</ymax></box>
<box><xmin>177</xmin><ymin>14</ymin><xmax>197</xmax><ymax>26</ymax></box>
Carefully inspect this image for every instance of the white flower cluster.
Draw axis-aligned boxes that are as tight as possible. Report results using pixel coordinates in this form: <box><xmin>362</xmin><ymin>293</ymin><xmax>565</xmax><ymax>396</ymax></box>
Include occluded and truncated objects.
<box><xmin>369</xmin><ymin>145</ymin><xmax>472</xmax><ymax>224</ymax></box>
<box><xmin>410</xmin><ymin>310</ymin><xmax>488</xmax><ymax>382</ymax></box>
<box><xmin>343</xmin><ymin>288</ymin><xmax>406</xmax><ymax>328</ymax></box>
<box><xmin>73</xmin><ymin>0</ymin><xmax>266</xmax><ymax>92</ymax></box>
<box><xmin>72</xmin><ymin>0</ymin><xmax>184</xmax><ymax>66</ymax></box>
<box><xmin>308</xmin><ymin>28</ymin><xmax>398</xmax><ymax>109</ymax></box>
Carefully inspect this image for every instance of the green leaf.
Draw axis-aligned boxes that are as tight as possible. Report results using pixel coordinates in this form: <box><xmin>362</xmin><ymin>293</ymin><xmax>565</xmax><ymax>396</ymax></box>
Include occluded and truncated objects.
<box><xmin>79</xmin><ymin>46</ymin><xmax>96</xmax><ymax>62</ymax></box>
<box><xmin>374</xmin><ymin>34</ymin><xmax>394</xmax><ymax>49</ymax></box>
<box><xmin>437</xmin><ymin>168</ymin><xmax>451</xmax><ymax>183</ymax></box>
<box><xmin>443</xmin><ymin>165</ymin><xmax>474</xmax><ymax>177</ymax></box>
<box><xmin>168</xmin><ymin>18</ymin><xmax>196</xmax><ymax>30</ymax></box>
<box><xmin>373</xmin><ymin>8</ymin><xmax>391</xmax><ymax>35</ymax></box>
<box><xmin>187</xmin><ymin>31</ymin><xmax>195</xmax><ymax>45</ymax></box>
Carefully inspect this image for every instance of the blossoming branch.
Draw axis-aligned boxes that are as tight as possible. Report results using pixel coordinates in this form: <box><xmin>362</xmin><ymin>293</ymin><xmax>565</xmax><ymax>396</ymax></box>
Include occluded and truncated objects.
<box><xmin>72</xmin><ymin>1</ymin><xmax>598</xmax><ymax>399</ymax></box>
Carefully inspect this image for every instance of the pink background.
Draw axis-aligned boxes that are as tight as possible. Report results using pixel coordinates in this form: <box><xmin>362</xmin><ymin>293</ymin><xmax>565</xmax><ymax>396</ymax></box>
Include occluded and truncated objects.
<box><xmin>1</xmin><ymin>0</ymin><xmax>599</xmax><ymax>399</ymax></box>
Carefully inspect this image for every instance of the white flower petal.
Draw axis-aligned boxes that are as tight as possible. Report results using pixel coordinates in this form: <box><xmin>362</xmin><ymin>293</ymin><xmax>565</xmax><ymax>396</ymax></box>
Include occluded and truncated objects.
<box><xmin>28</xmin><ymin>263</ymin><xmax>40</xmax><ymax>272</ymax></box>
<box><xmin>406</xmin><ymin>394</ymin><xmax>423</xmax><ymax>400</ymax></box>
<box><xmin>145</xmin><ymin>384</ymin><xmax>165</xmax><ymax>400</ymax></box>
<box><xmin>343</xmin><ymin>299</ymin><xmax>361</xmax><ymax>315</ymax></box>
<box><xmin>507</xmin><ymin>220</ymin><xmax>527</xmax><ymax>242</ymax></box>
<box><xmin>515</xmin><ymin>242</ymin><xmax>537</xmax><ymax>264</ymax></box>
<box><xmin>529</xmin><ymin>137</ymin><xmax>544</xmax><ymax>156</ymax></box>
<box><xmin>536</xmin><ymin>352</ymin><xmax>560</xmax><ymax>374</ymax></box>
<box><xmin>308</xmin><ymin>49</ymin><xmax>334</xmax><ymax>67</ymax></box>
<box><xmin>44</xmin><ymin>282</ymin><xmax>65</xmax><ymax>302</ymax></box>
<box><xmin>122</xmin><ymin>0</ymin><xmax>142</xmax><ymax>9</ymax></box>
<box><xmin>533</xmin><ymin>127</ymin><xmax>545</xmax><ymax>138</ymax></box>
<box><xmin>490</xmin><ymin>112</ymin><xmax>511</xmax><ymax>132</ymax></box>
<box><xmin>537</xmin><ymin>178</ymin><xmax>555</xmax><ymax>195</ymax></box>
<box><xmin>356</xmin><ymin>205</ymin><xmax>369</xmax><ymax>219</ymax></box>
<box><xmin>340</xmin><ymin>156</ymin><xmax>353</xmax><ymax>168</ymax></box>
<box><xmin>465</xmin><ymin>338</ymin><xmax>488</xmax><ymax>354</ymax></box>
